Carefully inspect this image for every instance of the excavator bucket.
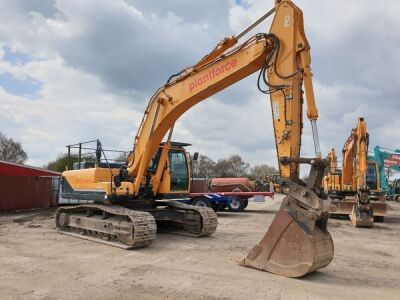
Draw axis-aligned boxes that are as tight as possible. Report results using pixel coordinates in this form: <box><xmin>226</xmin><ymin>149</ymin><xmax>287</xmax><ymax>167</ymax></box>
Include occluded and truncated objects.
<box><xmin>241</xmin><ymin>196</ymin><xmax>334</xmax><ymax>277</ymax></box>
<box><xmin>350</xmin><ymin>204</ymin><xmax>373</xmax><ymax>228</ymax></box>
<box><xmin>329</xmin><ymin>198</ymin><xmax>355</xmax><ymax>215</ymax></box>
<box><xmin>329</xmin><ymin>197</ymin><xmax>386</xmax><ymax>221</ymax></box>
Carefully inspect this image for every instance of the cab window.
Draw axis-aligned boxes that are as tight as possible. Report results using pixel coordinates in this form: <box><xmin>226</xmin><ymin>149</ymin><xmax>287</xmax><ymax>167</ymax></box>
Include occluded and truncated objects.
<box><xmin>148</xmin><ymin>149</ymin><xmax>162</xmax><ymax>173</ymax></box>
<box><xmin>366</xmin><ymin>164</ymin><xmax>377</xmax><ymax>190</ymax></box>
<box><xmin>169</xmin><ymin>150</ymin><xmax>189</xmax><ymax>191</ymax></box>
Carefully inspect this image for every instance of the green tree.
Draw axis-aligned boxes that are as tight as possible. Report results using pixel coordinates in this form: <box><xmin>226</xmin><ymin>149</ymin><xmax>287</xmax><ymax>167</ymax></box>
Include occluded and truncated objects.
<box><xmin>46</xmin><ymin>154</ymin><xmax>77</xmax><ymax>172</ymax></box>
<box><xmin>46</xmin><ymin>153</ymin><xmax>96</xmax><ymax>172</ymax></box>
<box><xmin>0</xmin><ymin>132</ymin><xmax>27</xmax><ymax>164</ymax></box>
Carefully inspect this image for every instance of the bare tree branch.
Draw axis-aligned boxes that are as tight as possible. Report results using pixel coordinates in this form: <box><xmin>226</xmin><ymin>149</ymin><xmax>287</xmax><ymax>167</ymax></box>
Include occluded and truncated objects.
<box><xmin>0</xmin><ymin>132</ymin><xmax>28</xmax><ymax>164</ymax></box>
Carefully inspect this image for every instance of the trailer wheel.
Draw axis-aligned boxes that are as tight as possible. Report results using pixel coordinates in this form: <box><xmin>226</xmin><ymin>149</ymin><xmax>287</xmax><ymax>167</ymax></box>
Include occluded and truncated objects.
<box><xmin>243</xmin><ymin>199</ymin><xmax>249</xmax><ymax>209</ymax></box>
<box><xmin>227</xmin><ymin>197</ymin><xmax>246</xmax><ymax>212</ymax></box>
<box><xmin>395</xmin><ymin>195</ymin><xmax>400</xmax><ymax>202</ymax></box>
<box><xmin>192</xmin><ymin>197</ymin><xmax>212</xmax><ymax>208</ymax></box>
<box><xmin>217</xmin><ymin>202</ymin><xmax>226</xmax><ymax>211</ymax></box>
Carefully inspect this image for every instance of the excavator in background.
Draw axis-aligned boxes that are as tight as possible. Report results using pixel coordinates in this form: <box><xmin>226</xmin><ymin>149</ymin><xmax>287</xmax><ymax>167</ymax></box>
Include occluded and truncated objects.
<box><xmin>271</xmin><ymin>174</ymin><xmax>282</xmax><ymax>193</ymax></box>
<box><xmin>56</xmin><ymin>0</ymin><xmax>334</xmax><ymax>277</ymax></box>
<box><xmin>255</xmin><ymin>174</ymin><xmax>281</xmax><ymax>193</ymax></box>
<box><xmin>323</xmin><ymin>149</ymin><xmax>341</xmax><ymax>194</ymax></box>
<box><xmin>267</xmin><ymin>174</ymin><xmax>282</xmax><ymax>193</ymax></box>
<box><xmin>325</xmin><ymin>148</ymin><xmax>383</xmax><ymax>204</ymax></box>
<box><xmin>365</xmin><ymin>160</ymin><xmax>386</xmax><ymax>205</ymax></box>
<box><xmin>324</xmin><ymin>118</ymin><xmax>386</xmax><ymax>227</ymax></box>
<box><xmin>389</xmin><ymin>179</ymin><xmax>400</xmax><ymax>202</ymax></box>
<box><xmin>372</xmin><ymin>146</ymin><xmax>400</xmax><ymax>201</ymax></box>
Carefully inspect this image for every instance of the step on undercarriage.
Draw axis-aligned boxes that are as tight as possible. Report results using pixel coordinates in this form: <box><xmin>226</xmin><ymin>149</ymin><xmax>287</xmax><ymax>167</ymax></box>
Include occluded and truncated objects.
<box><xmin>55</xmin><ymin>201</ymin><xmax>218</xmax><ymax>249</ymax></box>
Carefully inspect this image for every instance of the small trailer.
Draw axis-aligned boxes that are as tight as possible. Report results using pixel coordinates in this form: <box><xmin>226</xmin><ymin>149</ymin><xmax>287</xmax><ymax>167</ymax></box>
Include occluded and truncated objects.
<box><xmin>186</xmin><ymin>191</ymin><xmax>274</xmax><ymax>212</ymax></box>
<box><xmin>59</xmin><ymin>189</ymin><xmax>273</xmax><ymax>212</ymax></box>
<box><xmin>186</xmin><ymin>177</ymin><xmax>273</xmax><ymax>212</ymax></box>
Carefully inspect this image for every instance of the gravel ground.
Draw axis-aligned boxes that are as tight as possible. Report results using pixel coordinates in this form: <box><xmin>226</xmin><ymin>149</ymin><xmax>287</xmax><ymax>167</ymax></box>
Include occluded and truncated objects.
<box><xmin>0</xmin><ymin>195</ymin><xmax>399</xmax><ymax>300</ymax></box>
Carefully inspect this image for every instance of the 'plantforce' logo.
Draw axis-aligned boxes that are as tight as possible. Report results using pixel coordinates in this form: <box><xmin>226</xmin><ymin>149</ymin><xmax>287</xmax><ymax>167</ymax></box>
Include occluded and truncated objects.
<box><xmin>75</xmin><ymin>178</ymin><xmax>92</xmax><ymax>185</ymax></box>
<box><xmin>189</xmin><ymin>58</ymin><xmax>238</xmax><ymax>93</ymax></box>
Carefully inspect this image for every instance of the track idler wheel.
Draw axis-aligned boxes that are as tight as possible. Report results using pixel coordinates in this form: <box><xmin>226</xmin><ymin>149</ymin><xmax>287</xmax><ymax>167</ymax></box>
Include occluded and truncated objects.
<box><xmin>241</xmin><ymin>196</ymin><xmax>334</xmax><ymax>277</ymax></box>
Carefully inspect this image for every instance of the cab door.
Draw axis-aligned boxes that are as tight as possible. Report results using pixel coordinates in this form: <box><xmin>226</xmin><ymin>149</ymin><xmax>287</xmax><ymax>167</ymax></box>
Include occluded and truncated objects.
<box><xmin>366</xmin><ymin>162</ymin><xmax>378</xmax><ymax>190</ymax></box>
<box><xmin>168</xmin><ymin>149</ymin><xmax>189</xmax><ymax>192</ymax></box>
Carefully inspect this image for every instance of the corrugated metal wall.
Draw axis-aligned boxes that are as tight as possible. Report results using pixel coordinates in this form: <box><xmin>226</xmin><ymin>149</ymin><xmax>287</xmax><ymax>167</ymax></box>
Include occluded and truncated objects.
<box><xmin>0</xmin><ymin>176</ymin><xmax>58</xmax><ymax>211</ymax></box>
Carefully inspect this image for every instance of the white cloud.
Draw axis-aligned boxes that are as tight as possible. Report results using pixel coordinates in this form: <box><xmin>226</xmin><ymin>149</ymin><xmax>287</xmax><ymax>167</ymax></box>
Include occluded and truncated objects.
<box><xmin>0</xmin><ymin>0</ymin><xmax>399</xmax><ymax>177</ymax></box>
<box><xmin>0</xmin><ymin>57</ymin><xmax>142</xmax><ymax>166</ymax></box>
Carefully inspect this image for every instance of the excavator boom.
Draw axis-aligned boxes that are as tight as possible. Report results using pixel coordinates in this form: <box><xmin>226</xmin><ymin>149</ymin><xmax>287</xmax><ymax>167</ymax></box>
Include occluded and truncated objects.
<box><xmin>127</xmin><ymin>0</ymin><xmax>323</xmax><ymax>197</ymax></box>
<box><xmin>127</xmin><ymin>37</ymin><xmax>270</xmax><ymax>195</ymax></box>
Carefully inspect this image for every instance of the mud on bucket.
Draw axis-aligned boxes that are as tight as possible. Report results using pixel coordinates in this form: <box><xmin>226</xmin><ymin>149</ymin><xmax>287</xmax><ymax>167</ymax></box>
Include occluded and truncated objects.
<box><xmin>241</xmin><ymin>196</ymin><xmax>334</xmax><ymax>277</ymax></box>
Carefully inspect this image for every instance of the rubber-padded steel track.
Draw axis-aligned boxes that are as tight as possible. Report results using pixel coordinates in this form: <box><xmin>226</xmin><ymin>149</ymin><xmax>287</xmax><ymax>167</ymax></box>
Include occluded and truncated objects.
<box><xmin>55</xmin><ymin>205</ymin><xmax>157</xmax><ymax>249</ymax></box>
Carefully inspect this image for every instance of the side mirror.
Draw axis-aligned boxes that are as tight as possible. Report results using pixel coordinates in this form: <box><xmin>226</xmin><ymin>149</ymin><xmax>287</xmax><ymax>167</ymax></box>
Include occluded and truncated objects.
<box><xmin>193</xmin><ymin>152</ymin><xmax>199</xmax><ymax>161</ymax></box>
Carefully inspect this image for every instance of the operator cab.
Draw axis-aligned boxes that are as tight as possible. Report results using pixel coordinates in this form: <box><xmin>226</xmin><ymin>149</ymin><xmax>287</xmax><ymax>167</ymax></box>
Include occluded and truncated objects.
<box><xmin>366</xmin><ymin>161</ymin><xmax>378</xmax><ymax>190</ymax></box>
<box><xmin>148</xmin><ymin>142</ymin><xmax>197</xmax><ymax>196</ymax></box>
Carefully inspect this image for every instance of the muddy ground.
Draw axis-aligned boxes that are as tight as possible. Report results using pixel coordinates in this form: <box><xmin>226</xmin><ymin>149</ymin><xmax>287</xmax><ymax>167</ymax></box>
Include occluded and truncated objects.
<box><xmin>0</xmin><ymin>195</ymin><xmax>399</xmax><ymax>300</ymax></box>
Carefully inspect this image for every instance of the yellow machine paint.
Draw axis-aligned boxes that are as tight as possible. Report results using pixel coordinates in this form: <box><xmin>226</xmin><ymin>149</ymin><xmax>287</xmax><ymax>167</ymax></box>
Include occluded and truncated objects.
<box><xmin>62</xmin><ymin>143</ymin><xmax>192</xmax><ymax>198</ymax></box>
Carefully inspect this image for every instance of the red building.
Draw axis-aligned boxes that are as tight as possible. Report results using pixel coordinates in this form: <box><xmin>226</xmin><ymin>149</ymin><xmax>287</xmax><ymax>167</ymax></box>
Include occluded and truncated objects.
<box><xmin>0</xmin><ymin>160</ymin><xmax>61</xmax><ymax>211</ymax></box>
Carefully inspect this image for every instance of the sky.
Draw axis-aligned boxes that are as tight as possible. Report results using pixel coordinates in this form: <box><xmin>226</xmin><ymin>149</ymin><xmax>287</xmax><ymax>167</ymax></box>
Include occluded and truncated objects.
<box><xmin>0</xmin><ymin>0</ymin><xmax>399</xmax><ymax>173</ymax></box>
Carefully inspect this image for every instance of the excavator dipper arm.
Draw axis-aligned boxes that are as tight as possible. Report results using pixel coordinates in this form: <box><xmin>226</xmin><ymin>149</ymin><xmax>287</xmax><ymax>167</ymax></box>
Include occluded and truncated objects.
<box><xmin>115</xmin><ymin>0</ymin><xmax>334</xmax><ymax>277</ymax></box>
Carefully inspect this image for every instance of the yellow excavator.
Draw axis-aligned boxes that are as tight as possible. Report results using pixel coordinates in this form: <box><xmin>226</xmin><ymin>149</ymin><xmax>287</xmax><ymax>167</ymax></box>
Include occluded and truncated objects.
<box><xmin>271</xmin><ymin>173</ymin><xmax>282</xmax><ymax>193</ymax></box>
<box><xmin>324</xmin><ymin>118</ymin><xmax>386</xmax><ymax>227</ymax></box>
<box><xmin>323</xmin><ymin>149</ymin><xmax>341</xmax><ymax>194</ymax></box>
<box><xmin>56</xmin><ymin>0</ymin><xmax>334</xmax><ymax>277</ymax></box>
